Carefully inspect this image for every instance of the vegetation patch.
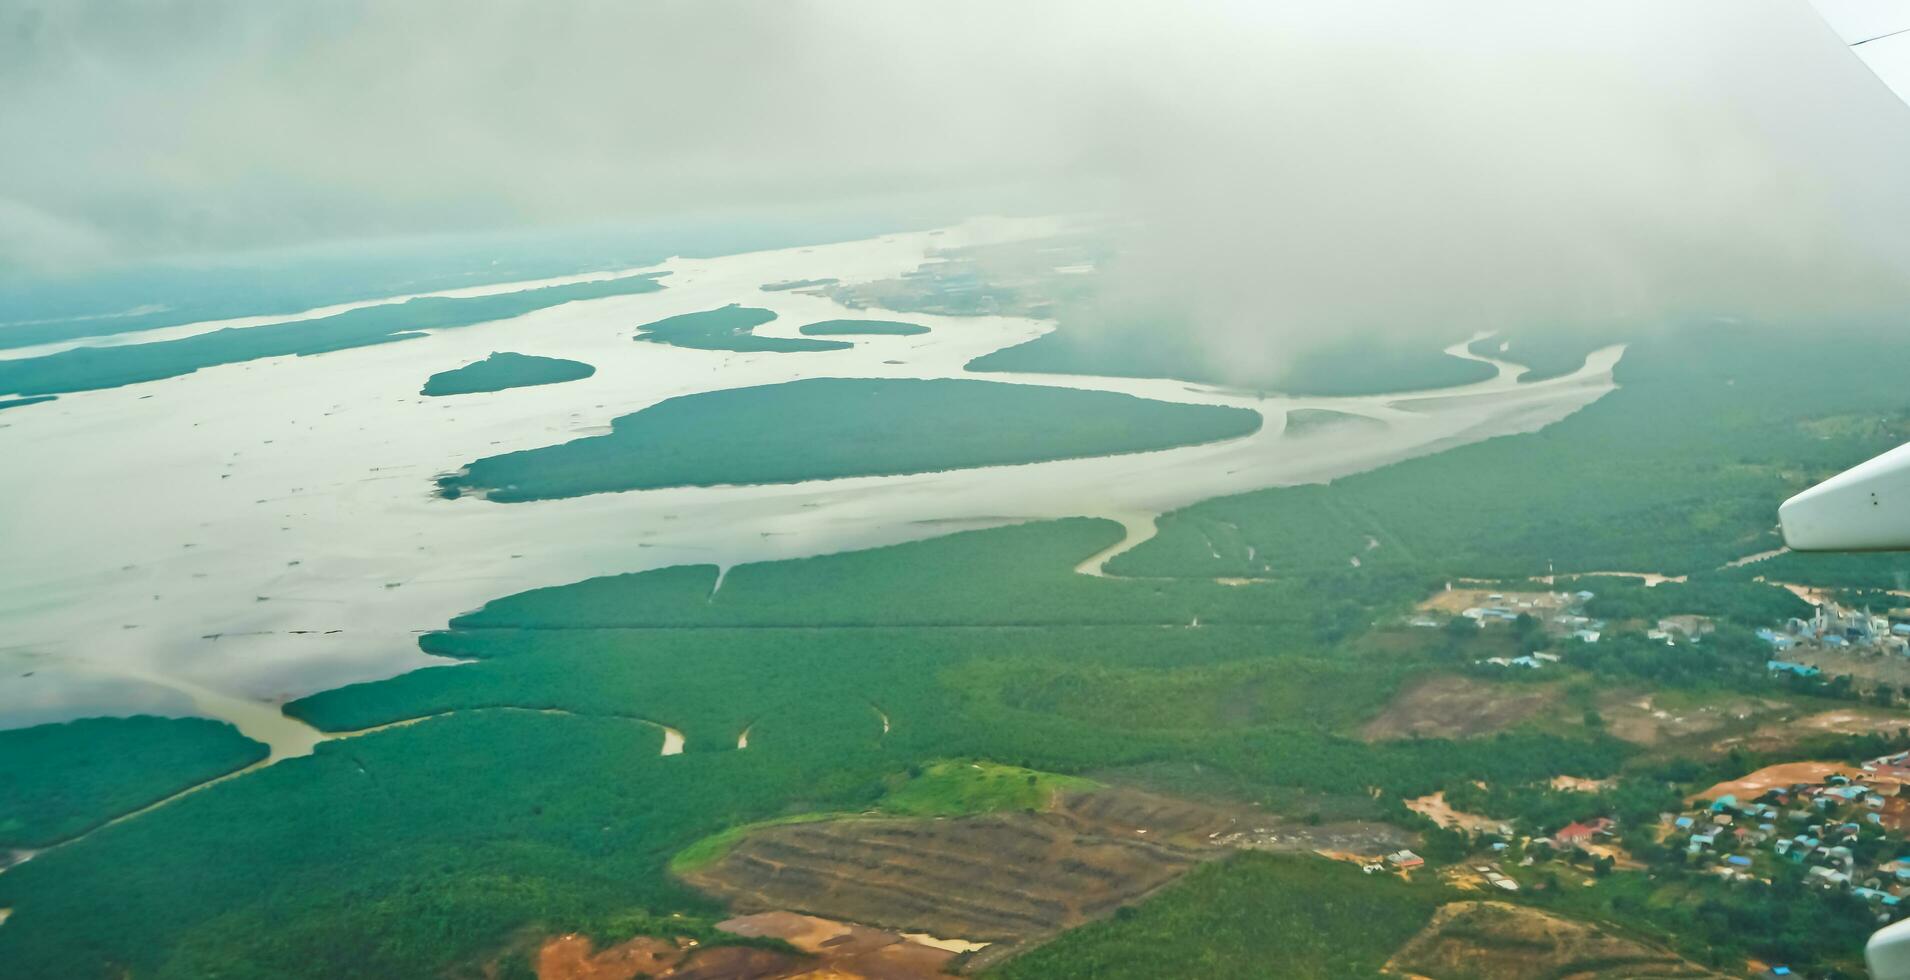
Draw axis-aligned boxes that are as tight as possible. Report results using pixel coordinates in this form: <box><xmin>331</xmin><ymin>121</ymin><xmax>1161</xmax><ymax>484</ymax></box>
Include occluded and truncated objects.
<box><xmin>969</xmin><ymin>320</ymin><xmax>1496</xmax><ymax>396</ymax></box>
<box><xmin>0</xmin><ymin>273</ymin><xmax>666</xmax><ymax>398</ymax></box>
<box><xmin>435</xmin><ymin>379</ymin><xmax>1262</xmax><ymax>501</ymax></box>
<box><xmin>0</xmin><ymin>715</ymin><xmax>266</xmax><ymax>848</ymax></box>
<box><xmin>879</xmin><ymin>760</ymin><xmax>1096</xmax><ymax>817</ymax></box>
<box><xmin>0</xmin><ymin>395</ymin><xmax>55</xmax><ymax>413</ymax></box>
<box><xmin>1387</xmin><ymin>900</ymin><xmax>1723</xmax><ymax>979</ymax></box>
<box><xmin>632</xmin><ymin>304</ymin><xmax>849</xmax><ymax>353</ymax></box>
<box><xmin>985</xmin><ymin>853</ymin><xmax>1444</xmax><ymax>979</ymax></box>
<box><xmin>797</xmin><ymin>318</ymin><xmax>929</xmax><ymax>336</ymax></box>
<box><xmin>420</xmin><ymin>352</ymin><xmax>595</xmax><ymax>396</ymax></box>
<box><xmin>1113</xmin><ymin>325</ymin><xmax>1910</xmax><ymax>582</ymax></box>
<box><xmin>1359</xmin><ymin>674</ymin><xmax>1559</xmax><ymax>742</ymax></box>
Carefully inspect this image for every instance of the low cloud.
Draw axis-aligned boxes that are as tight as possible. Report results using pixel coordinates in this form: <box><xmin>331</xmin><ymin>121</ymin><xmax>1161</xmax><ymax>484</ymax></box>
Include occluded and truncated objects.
<box><xmin>5</xmin><ymin>0</ymin><xmax>1910</xmax><ymax>359</ymax></box>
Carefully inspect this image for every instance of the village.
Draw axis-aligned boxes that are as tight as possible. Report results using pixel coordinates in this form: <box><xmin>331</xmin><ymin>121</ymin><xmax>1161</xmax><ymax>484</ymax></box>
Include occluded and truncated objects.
<box><xmin>1668</xmin><ymin>752</ymin><xmax>1910</xmax><ymax>913</ymax></box>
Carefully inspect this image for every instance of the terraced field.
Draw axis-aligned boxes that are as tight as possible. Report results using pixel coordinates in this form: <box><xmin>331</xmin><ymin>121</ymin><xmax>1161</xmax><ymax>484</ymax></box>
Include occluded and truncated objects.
<box><xmin>683</xmin><ymin>811</ymin><xmax>1207</xmax><ymax>956</ymax></box>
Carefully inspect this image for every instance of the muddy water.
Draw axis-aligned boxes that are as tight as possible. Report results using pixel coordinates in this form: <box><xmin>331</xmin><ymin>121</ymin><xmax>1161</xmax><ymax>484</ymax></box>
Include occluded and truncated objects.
<box><xmin>0</xmin><ymin>216</ymin><xmax>1622</xmax><ymax>744</ymax></box>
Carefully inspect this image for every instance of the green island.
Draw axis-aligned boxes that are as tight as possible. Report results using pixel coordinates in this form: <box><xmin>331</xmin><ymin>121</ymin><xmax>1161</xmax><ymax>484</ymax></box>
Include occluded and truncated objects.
<box><xmin>434</xmin><ymin>378</ymin><xmax>1262</xmax><ymax>501</ymax></box>
<box><xmin>420</xmin><ymin>352</ymin><xmax>596</xmax><ymax>396</ymax></box>
<box><xmin>632</xmin><ymin>304</ymin><xmax>850</xmax><ymax>353</ymax></box>
<box><xmin>0</xmin><ymin>273</ymin><xmax>667</xmax><ymax>399</ymax></box>
<box><xmin>0</xmin><ymin>716</ymin><xmax>266</xmax><ymax>849</ymax></box>
<box><xmin>0</xmin><ymin>396</ymin><xmax>55</xmax><ymax>413</ymax></box>
<box><xmin>9</xmin><ymin>322</ymin><xmax>1910</xmax><ymax>978</ymax></box>
<box><xmin>759</xmin><ymin>277</ymin><xmax>838</xmax><ymax>291</ymax></box>
<box><xmin>1284</xmin><ymin>407</ymin><xmax>1383</xmax><ymax>436</ymax></box>
<box><xmin>968</xmin><ymin>321</ymin><xmax>1496</xmax><ymax>396</ymax></box>
<box><xmin>797</xmin><ymin>318</ymin><xmax>930</xmax><ymax>336</ymax></box>
<box><xmin>815</xmin><ymin>236</ymin><xmax>1502</xmax><ymax>395</ymax></box>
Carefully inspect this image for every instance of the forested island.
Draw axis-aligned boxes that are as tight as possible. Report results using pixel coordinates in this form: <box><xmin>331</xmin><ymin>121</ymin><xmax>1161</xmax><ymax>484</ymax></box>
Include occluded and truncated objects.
<box><xmin>434</xmin><ymin>378</ymin><xmax>1262</xmax><ymax>501</ymax></box>
<box><xmin>420</xmin><ymin>352</ymin><xmax>595</xmax><ymax>396</ymax></box>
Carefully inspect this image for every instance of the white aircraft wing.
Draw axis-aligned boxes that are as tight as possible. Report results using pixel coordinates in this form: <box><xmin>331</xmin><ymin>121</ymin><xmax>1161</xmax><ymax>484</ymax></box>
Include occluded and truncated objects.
<box><xmin>1780</xmin><ymin>1</ymin><xmax>1910</xmax><ymax>560</ymax></box>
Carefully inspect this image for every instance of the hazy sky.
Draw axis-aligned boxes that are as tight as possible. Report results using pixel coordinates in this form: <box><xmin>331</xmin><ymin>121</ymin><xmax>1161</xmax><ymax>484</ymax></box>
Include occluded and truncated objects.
<box><xmin>5</xmin><ymin>0</ymin><xmax>1910</xmax><ymax>348</ymax></box>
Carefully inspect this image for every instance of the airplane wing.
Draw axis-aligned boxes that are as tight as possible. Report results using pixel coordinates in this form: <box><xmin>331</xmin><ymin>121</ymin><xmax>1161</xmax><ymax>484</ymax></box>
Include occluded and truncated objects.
<box><xmin>1806</xmin><ymin>0</ymin><xmax>1910</xmax><ymax>103</ymax></box>
<box><xmin>1780</xmin><ymin>1</ymin><xmax>1910</xmax><ymax>558</ymax></box>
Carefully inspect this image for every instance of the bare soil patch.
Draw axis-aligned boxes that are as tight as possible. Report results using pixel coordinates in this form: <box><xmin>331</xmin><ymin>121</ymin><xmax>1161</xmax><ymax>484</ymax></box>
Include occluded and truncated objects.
<box><xmin>1406</xmin><ymin>792</ymin><xmax>1510</xmax><ymax>835</ymax></box>
<box><xmin>1597</xmin><ymin>692</ymin><xmax>1788</xmax><ymax>750</ymax></box>
<box><xmin>535</xmin><ymin>912</ymin><xmax>961</xmax><ymax>980</ymax></box>
<box><xmin>1719</xmin><ymin>707</ymin><xmax>1910</xmax><ymax>754</ymax></box>
<box><xmin>1690</xmin><ymin>760</ymin><xmax>1861</xmax><ymax>803</ymax></box>
<box><xmin>537</xmin><ymin>934</ymin><xmax>798</xmax><ymax>980</ymax></box>
<box><xmin>1386</xmin><ymin>901</ymin><xmax>1724</xmax><ymax>979</ymax></box>
<box><xmin>1362</xmin><ymin>675</ymin><xmax>1556</xmax><ymax>741</ymax></box>
<box><xmin>1417</xmin><ymin>587</ymin><xmax>1567</xmax><ymax>616</ymax></box>
<box><xmin>682</xmin><ymin>810</ymin><xmax>1203</xmax><ymax>958</ymax></box>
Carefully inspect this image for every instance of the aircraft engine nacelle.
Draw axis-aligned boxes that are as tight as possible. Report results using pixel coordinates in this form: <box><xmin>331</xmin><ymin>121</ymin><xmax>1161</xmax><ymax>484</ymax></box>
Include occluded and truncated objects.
<box><xmin>1780</xmin><ymin>441</ymin><xmax>1910</xmax><ymax>551</ymax></box>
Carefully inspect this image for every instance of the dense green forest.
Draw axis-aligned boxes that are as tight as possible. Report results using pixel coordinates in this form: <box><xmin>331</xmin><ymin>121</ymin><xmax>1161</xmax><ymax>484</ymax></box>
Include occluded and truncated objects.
<box><xmin>796</xmin><ymin>318</ymin><xmax>929</xmax><ymax>336</ymax></box>
<box><xmin>0</xmin><ymin>716</ymin><xmax>265</xmax><ymax>848</ymax></box>
<box><xmin>435</xmin><ymin>379</ymin><xmax>1262</xmax><ymax>501</ymax></box>
<box><xmin>631</xmin><ymin>304</ymin><xmax>850</xmax><ymax>352</ymax></box>
<box><xmin>1576</xmin><ymin>574</ymin><xmax>1812</xmax><ymax>626</ymax></box>
<box><xmin>986</xmin><ymin>854</ymin><xmax>1445</xmax><ymax>979</ymax></box>
<box><xmin>967</xmin><ymin>313</ymin><xmax>1497</xmax><ymax>396</ymax></box>
<box><xmin>10</xmin><ymin>320</ymin><xmax>1910</xmax><ymax>977</ymax></box>
<box><xmin>419</xmin><ymin>351</ymin><xmax>595</xmax><ymax>396</ymax></box>
<box><xmin>0</xmin><ymin>519</ymin><xmax>1623</xmax><ymax>979</ymax></box>
<box><xmin>1114</xmin><ymin>325</ymin><xmax>1910</xmax><ymax>582</ymax></box>
<box><xmin>0</xmin><ymin>273</ymin><xmax>667</xmax><ymax>398</ymax></box>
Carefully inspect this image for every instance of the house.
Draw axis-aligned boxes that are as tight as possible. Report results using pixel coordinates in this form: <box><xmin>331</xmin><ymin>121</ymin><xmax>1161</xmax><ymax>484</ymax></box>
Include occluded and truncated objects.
<box><xmin>1554</xmin><ymin>818</ymin><xmax>1612</xmax><ymax>846</ymax></box>
<box><xmin>1809</xmin><ymin>865</ymin><xmax>1852</xmax><ymax>888</ymax></box>
<box><xmin>1709</xmin><ymin>794</ymin><xmax>1738</xmax><ymax>813</ymax></box>
<box><xmin>1387</xmin><ymin>850</ymin><xmax>1424</xmax><ymax>869</ymax></box>
<box><xmin>1756</xmin><ymin>628</ymin><xmax>1795</xmax><ymax>650</ymax></box>
<box><xmin>1673</xmin><ymin>816</ymin><xmax>1695</xmax><ymax>830</ymax></box>
<box><xmin>1767</xmin><ymin>660</ymin><xmax>1822</xmax><ymax>678</ymax></box>
<box><xmin>1727</xmin><ymin>855</ymin><xmax>1754</xmax><ymax>868</ymax></box>
<box><xmin>1572</xmin><ymin>629</ymin><xmax>1602</xmax><ymax>644</ymax></box>
<box><xmin>1660</xmin><ymin>615</ymin><xmax>1714</xmax><ymax>637</ymax></box>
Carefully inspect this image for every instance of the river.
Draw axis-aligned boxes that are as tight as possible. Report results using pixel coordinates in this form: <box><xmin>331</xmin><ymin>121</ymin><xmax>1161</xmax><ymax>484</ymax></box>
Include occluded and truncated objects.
<box><xmin>0</xmin><ymin>216</ymin><xmax>1622</xmax><ymax>753</ymax></box>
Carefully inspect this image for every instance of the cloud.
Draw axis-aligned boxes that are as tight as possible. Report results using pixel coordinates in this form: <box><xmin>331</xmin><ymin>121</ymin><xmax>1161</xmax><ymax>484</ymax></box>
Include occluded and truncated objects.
<box><xmin>4</xmin><ymin>0</ymin><xmax>1910</xmax><ymax>359</ymax></box>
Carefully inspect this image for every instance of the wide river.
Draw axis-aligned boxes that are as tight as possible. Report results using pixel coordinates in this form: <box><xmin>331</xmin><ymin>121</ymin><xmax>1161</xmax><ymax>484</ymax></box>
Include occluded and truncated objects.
<box><xmin>0</xmin><ymin>217</ymin><xmax>1623</xmax><ymax>756</ymax></box>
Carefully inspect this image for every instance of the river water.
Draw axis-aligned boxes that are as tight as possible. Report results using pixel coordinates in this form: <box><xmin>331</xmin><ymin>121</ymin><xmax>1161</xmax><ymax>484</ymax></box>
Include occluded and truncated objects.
<box><xmin>0</xmin><ymin>216</ymin><xmax>1622</xmax><ymax>756</ymax></box>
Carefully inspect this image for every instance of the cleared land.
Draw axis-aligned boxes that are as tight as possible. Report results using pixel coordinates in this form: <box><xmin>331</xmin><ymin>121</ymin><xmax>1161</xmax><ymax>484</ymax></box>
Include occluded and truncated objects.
<box><xmin>682</xmin><ymin>811</ymin><xmax>1205</xmax><ymax>955</ymax></box>
<box><xmin>536</xmin><ymin>911</ymin><xmax>958</xmax><ymax>980</ymax></box>
<box><xmin>1361</xmin><ymin>675</ymin><xmax>1558</xmax><ymax>741</ymax></box>
<box><xmin>1690</xmin><ymin>761</ymin><xmax>1860</xmax><ymax>803</ymax></box>
<box><xmin>1386</xmin><ymin>901</ymin><xmax>1724</xmax><ymax>979</ymax></box>
<box><xmin>421</xmin><ymin>351</ymin><xmax>595</xmax><ymax>396</ymax></box>
<box><xmin>436</xmin><ymin>378</ymin><xmax>1262</xmax><ymax>501</ymax></box>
